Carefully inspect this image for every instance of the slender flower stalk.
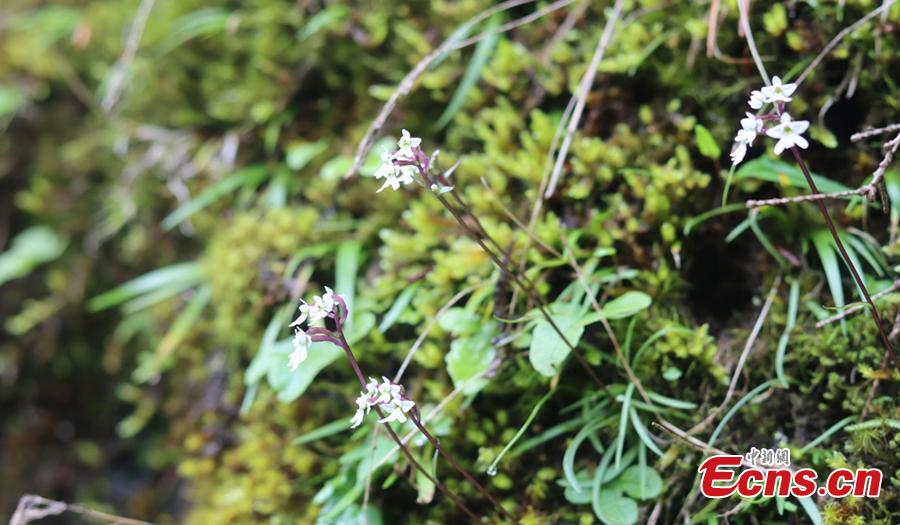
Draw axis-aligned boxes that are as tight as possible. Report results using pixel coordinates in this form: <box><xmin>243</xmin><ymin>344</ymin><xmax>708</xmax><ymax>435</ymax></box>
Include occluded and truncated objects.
<box><xmin>375</xmin><ymin>132</ymin><xmax>605</xmax><ymax>388</ymax></box>
<box><xmin>727</xmin><ymin>75</ymin><xmax>896</xmax><ymax>366</ymax></box>
<box><xmin>788</xmin><ymin>147</ymin><xmax>896</xmax><ymax>366</ymax></box>
<box><xmin>286</xmin><ymin>286</ymin><xmax>514</xmax><ymax>521</ymax></box>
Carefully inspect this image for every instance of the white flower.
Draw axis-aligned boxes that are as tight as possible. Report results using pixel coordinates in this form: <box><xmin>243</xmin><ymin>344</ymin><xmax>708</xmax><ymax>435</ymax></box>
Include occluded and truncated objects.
<box><xmin>374</xmin><ymin>152</ymin><xmax>416</xmax><ymax>193</ymax></box>
<box><xmin>313</xmin><ymin>286</ymin><xmax>337</xmax><ymax>316</ymax></box>
<box><xmin>396</xmin><ymin>129</ymin><xmax>421</xmax><ymax>159</ymax></box>
<box><xmin>288</xmin><ymin>329</ymin><xmax>310</xmax><ymax>371</ymax></box>
<box><xmin>350</xmin><ymin>389</ymin><xmax>373</xmax><ymax>428</ymax></box>
<box><xmin>374</xmin><ymin>151</ymin><xmax>397</xmax><ymax>181</ymax></box>
<box><xmin>289</xmin><ymin>300</ymin><xmax>311</xmax><ymax>327</ymax></box>
<box><xmin>768</xmin><ymin>112</ymin><xmax>809</xmax><ymax>155</ymax></box>
<box><xmin>289</xmin><ymin>287</ymin><xmax>341</xmax><ymax>326</ymax></box>
<box><xmin>378</xmin><ymin>397</ymin><xmax>416</xmax><ymax>424</ymax></box>
<box><xmin>748</xmin><ymin>90</ymin><xmax>766</xmax><ymax>110</ymax></box>
<box><xmin>730</xmin><ymin>113</ymin><xmax>764</xmax><ymax>165</ymax></box>
<box><xmin>375</xmin><ymin>168</ymin><xmax>415</xmax><ymax>192</ymax></box>
<box><xmin>730</xmin><ymin>141</ymin><xmax>749</xmax><ymax>166</ymax></box>
<box><xmin>761</xmin><ymin>76</ymin><xmax>796</xmax><ymax>104</ymax></box>
<box><xmin>373</xmin><ymin>376</ymin><xmax>401</xmax><ymax>404</ymax></box>
<box><xmin>348</xmin><ymin>377</ymin><xmax>416</xmax><ymax>428</ymax></box>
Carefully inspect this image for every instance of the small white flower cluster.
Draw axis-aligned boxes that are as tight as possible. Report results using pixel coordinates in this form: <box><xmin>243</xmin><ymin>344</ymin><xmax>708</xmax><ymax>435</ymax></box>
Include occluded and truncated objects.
<box><xmin>350</xmin><ymin>376</ymin><xmax>416</xmax><ymax>428</ymax></box>
<box><xmin>287</xmin><ymin>287</ymin><xmax>344</xmax><ymax>371</ymax></box>
<box><xmin>730</xmin><ymin>76</ymin><xmax>809</xmax><ymax>166</ymax></box>
<box><xmin>374</xmin><ymin>129</ymin><xmax>421</xmax><ymax>192</ymax></box>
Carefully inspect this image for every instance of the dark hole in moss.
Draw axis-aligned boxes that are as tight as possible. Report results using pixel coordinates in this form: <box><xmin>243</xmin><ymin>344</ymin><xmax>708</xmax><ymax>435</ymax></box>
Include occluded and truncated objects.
<box><xmin>682</xmin><ymin>223</ymin><xmax>757</xmax><ymax>325</ymax></box>
<box><xmin>824</xmin><ymin>95</ymin><xmax>868</xmax><ymax>146</ymax></box>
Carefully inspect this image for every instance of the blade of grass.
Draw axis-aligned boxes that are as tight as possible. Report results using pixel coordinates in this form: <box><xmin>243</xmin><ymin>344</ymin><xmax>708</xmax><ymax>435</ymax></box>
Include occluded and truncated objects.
<box><xmin>162</xmin><ymin>165</ymin><xmax>268</xmax><ymax>230</ymax></box>
<box><xmin>707</xmin><ymin>380</ymin><xmax>776</xmax><ymax>449</ymax></box>
<box><xmin>486</xmin><ymin>388</ymin><xmax>553</xmax><ymax>475</ymax></box>
<box><xmin>89</xmin><ymin>262</ymin><xmax>203</xmax><ymax>311</ymax></box>
<box><xmin>629</xmin><ymin>408</ymin><xmax>663</xmax><ymax>456</ymax></box>
<box><xmin>800</xmin><ymin>416</ymin><xmax>856</xmax><ymax>452</ymax></box>
<box><xmin>433</xmin><ymin>15</ymin><xmax>501</xmax><ymax>130</ymax></box>
<box><xmin>615</xmin><ymin>383</ymin><xmax>634</xmax><ymax>469</ymax></box>
<box><xmin>775</xmin><ymin>278</ymin><xmax>800</xmax><ymax>387</ymax></box>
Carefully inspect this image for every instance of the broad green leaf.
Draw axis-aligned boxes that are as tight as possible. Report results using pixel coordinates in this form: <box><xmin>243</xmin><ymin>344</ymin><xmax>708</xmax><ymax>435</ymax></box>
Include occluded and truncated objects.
<box><xmin>0</xmin><ymin>226</ymin><xmax>67</xmax><ymax>286</ymax></box>
<box><xmin>437</xmin><ymin>307</ymin><xmax>481</xmax><ymax>335</ymax></box>
<box><xmin>162</xmin><ymin>165</ymin><xmax>268</xmax><ymax>230</ymax></box>
<box><xmin>694</xmin><ymin>124</ymin><xmax>721</xmax><ymax>160</ymax></box>
<box><xmin>594</xmin><ymin>490</ymin><xmax>638</xmax><ymax>525</ymax></box>
<box><xmin>609</xmin><ymin>465</ymin><xmax>663</xmax><ymax>500</ymax></box>
<box><xmin>445</xmin><ymin>322</ymin><xmax>497</xmax><ymax>395</ymax></box>
<box><xmin>529</xmin><ymin>303</ymin><xmax>584</xmax><ymax>377</ymax></box>
<box><xmin>270</xmin><ymin>340</ymin><xmax>343</xmax><ymax>403</ymax></box>
<box><xmin>285</xmin><ymin>141</ymin><xmax>328</xmax><ymax>170</ymax></box>
<box><xmin>582</xmin><ymin>291</ymin><xmax>652</xmax><ymax>324</ymax></box>
<box><xmin>736</xmin><ymin>157</ymin><xmax>851</xmax><ymax>194</ymax></box>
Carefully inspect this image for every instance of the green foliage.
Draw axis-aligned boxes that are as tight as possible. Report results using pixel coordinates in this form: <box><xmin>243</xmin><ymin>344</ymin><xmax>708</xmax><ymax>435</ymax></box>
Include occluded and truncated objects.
<box><xmin>2</xmin><ymin>0</ymin><xmax>899</xmax><ymax>523</ymax></box>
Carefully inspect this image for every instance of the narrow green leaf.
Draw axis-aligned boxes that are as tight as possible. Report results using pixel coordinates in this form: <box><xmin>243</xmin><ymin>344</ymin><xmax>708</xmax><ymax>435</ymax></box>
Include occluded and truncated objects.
<box><xmin>629</xmin><ymin>408</ymin><xmax>663</xmax><ymax>456</ymax></box>
<box><xmin>795</xmin><ymin>495</ymin><xmax>823</xmax><ymax>525</ymax></box>
<box><xmin>0</xmin><ymin>226</ymin><xmax>67</xmax><ymax>286</ymax></box>
<box><xmin>158</xmin><ymin>8</ymin><xmax>232</xmax><ymax>54</ymax></box>
<box><xmin>810</xmin><ymin>229</ymin><xmax>844</xmax><ymax>310</ymax></box>
<box><xmin>434</xmin><ymin>15</ymin><xmax>501</xmax><ymax>130</ymax></box>
<box><xmin>736</xmin><ymin>157</ymin><xmax>851</xmax><ymax>193</ymax></box>
<box><xmin>615</xmin><ymin>383</ymin><xmax>634</xmax><ymax>469</ymax></box>
<box><xmin>775</xmin><ymin>278</ymin><xmax>800</xmax><ymax>387</ymax></box>
<box><xmin>89</xmin><ymin>262</ymin><xmax>203</xmax><ymax>311</ymax></box>
<box><xmin>379</xmin><ymin>283</ymin><xmax>420</xmax><ymax>332</ymax></box>
<box><xmin>291</xmin><ymin>419</ymin><xmax>351</xmax><ymax>446</ymax></box>
<box><xmin>162</xmin><ymin>166</ymin><xmax>268</xmax><ymax>230</ymax></box>
<box><xmin>297</xmin><ymin>6</ymin><xmax>349</xmax><ymax>42</ymax></box>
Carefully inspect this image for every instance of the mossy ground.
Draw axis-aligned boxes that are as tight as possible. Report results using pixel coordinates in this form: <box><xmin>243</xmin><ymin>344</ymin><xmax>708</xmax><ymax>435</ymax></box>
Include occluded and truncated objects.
<box><xmin>0</xmin><ymin>1</ymin><xmax>898</xmax><ymax>524</ymax></box>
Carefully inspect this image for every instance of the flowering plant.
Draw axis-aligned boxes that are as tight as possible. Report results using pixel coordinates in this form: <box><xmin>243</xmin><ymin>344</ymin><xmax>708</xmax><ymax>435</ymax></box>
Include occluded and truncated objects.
<box><xmin>730</xmin><ymin>76</ymin><xmax>809</xmax><ymax>165</ymax></box>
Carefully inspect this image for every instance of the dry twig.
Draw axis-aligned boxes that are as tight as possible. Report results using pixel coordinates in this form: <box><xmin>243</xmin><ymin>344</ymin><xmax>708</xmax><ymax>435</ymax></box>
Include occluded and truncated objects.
<box><xmin>544</xmin><ymin>0</ymin><xmax>624</xmax><ymax>198</ymax></box>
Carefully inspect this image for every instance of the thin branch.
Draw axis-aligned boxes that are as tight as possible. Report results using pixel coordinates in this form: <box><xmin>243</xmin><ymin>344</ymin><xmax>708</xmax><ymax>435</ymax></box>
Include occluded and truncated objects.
<box><xmin>852</xmin><ymin>122</ymin><xmax>900</xmax><ymax>142</ymax></box>
<box><xmin>10</xmin><ymin>494</ymin><xmax>154</xmax><ymax>525</ymax></box>
<box><xmin>544</xmin><ymin>0</ymin><xmax>624</xmax><ymax>197</ymax></box>
<box><xmin>102</xmin><ymin>0</ymin><xmax>156</xmax><ymax>112</ymax></box>
<box><xmin>748</xmin><ymin>131</ymin><xmax>900</xmax><ymax>213</ymax></box>
<box><xmin>815</xmin><ymin>279</ymin><xmax>900</xmax><ymax>328</ymax></box>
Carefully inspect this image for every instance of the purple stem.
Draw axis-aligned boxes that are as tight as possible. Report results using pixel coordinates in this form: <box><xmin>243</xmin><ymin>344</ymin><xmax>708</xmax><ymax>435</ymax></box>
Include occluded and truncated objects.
<box><xmin>789</xmin><ymin>146</ymin><xmax>897</xmax><ymax>367</ymax></box>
